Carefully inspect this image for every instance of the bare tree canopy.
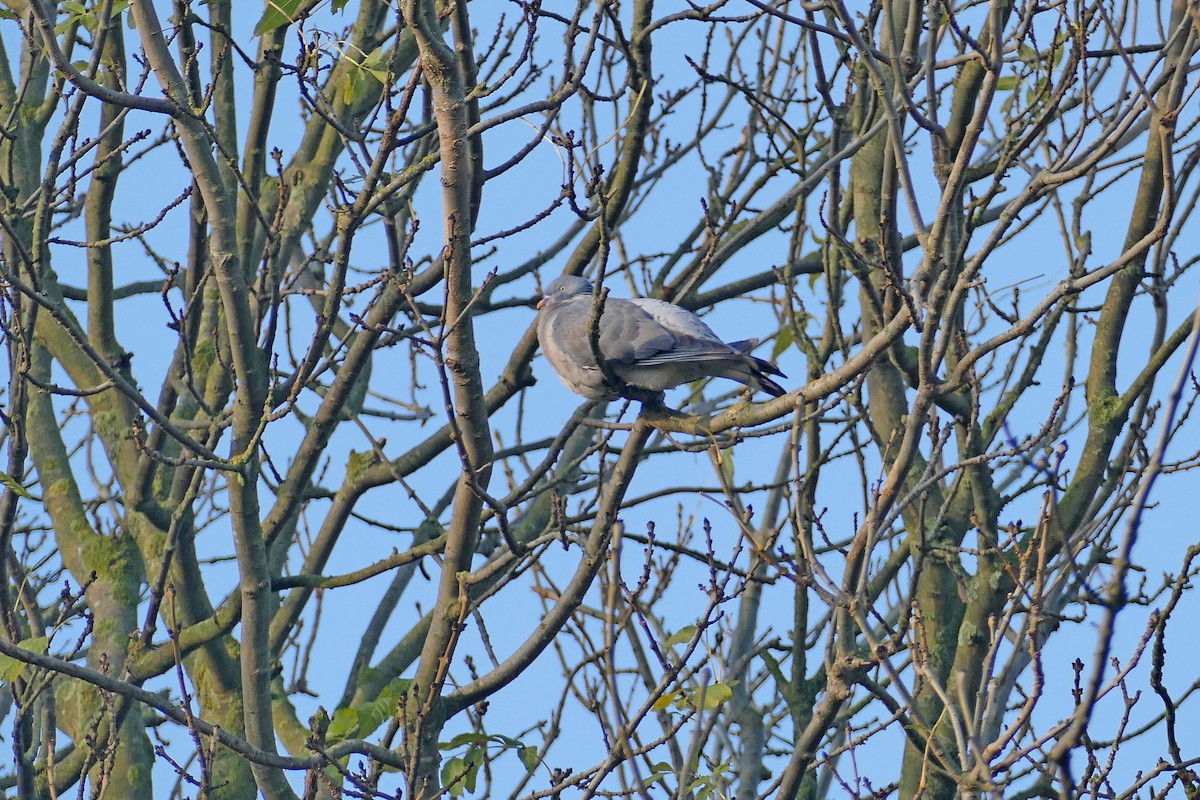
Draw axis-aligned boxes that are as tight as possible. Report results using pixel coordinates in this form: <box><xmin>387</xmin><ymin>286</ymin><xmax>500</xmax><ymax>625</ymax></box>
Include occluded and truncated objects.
<box><xmin>1</xmin><ymin>1</ymin><xmax>1199</xmax><ymax>799</ymax></box>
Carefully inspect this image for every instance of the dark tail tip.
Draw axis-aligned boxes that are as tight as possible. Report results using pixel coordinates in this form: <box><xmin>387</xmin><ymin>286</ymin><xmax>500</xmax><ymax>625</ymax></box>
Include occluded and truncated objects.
<box><xmin>751</xmin><ymin>354</ymin><xmax>786</xmax><ymax>378</ymax></box>
<box><xmin>758</xmin><ymin>375</ymin><xmax>787</xmax><ymax>397</ymax></box>
<box><xmin>749</xmin><ymin>361</ymin><xmax>787</xmax><ymax>397</ymax></box>
<box><xmin>751</xmin><ymin>355</ymin><xmax>787</xmax><ymax>397</ymax></box>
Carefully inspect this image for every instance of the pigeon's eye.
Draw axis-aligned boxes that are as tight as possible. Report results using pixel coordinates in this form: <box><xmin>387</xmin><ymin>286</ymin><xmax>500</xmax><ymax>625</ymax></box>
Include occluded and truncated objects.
<box><xmin>558</xmin><ymin>285</ymin><xmax>566</xmax><ymax>292</ymax></box>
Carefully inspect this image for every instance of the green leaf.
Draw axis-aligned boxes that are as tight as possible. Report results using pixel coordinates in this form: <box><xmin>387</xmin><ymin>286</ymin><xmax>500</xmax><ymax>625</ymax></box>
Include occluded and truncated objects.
<box><xmin>996</xmin><ymin>76</ymin><xmax>1018</xmax><ymax>92</ymax></box>
<box><xmin>254</xmin><ymin>0</ymin><xmax>305</xmax><ymax>36</ymax></box>
<box><xmin>699</xmin><ymin>682</ymin><xmax>734</xmax><ymax>710</ymax></box>
<box><xmin>442</xmin><ymin>752</ymin><xmax>481</xmax><ymax>797</ymax></box>
<box><xmin>332</xmin><ymin>0</ymin><xmax>349</xmax><ymax>10</ymax></box>
<box><xmin>1026</xmin><ymin>78</ymin><xmax>1050</xmax><ymax>105</ymax></box>
<box><xmin>354</xmin><ymin>698</ymin><xmax>389</xmax><ymax>737</ymax></box>
<box><xmin>377</xmin><ymin>676</ymin><xmax>411</xmax><ymax>704</ymax></box>
<box><xmin>442</xmin><ymin>756</ymin><xmax>468</xmax><ymax>798</ymax></box>
<box><xmin>326</xmin><ymin>677</ymin><xmax>408</xmax><ymax>742</ymax></box>
<box><xmin>642</xmin><ymin>761</ymin><xmax>674</xmax><ymax>785</ymax></box>
<box><xmin>441</xmin><ymin>732</ymin><xmax>489</xmax><ymax>750</ymax></box>
<box><xmin>340</xmin><ymin>45</ymin><xmax>387</xmax><ymax>106</ymax></box>
<box><xmin>771</xmin><ymin>326</ymin><xmax>794</xmax><ymax>361</ymax></box>
<box><xmin>0</xmin><ymin>655</ymin><xmax>22</xmax><ymax>683</ymax></box>
<box><xmin>343</xmin><ymin>68</ymin><xmax>365</xmax><ymax>106</ymax></box>
<box><xmin>665</xmin><ymin>625</ymin><xmax>697</xmax><ymax>648</ymax></box>
<box><xmin>0</xmin><ymin>636</ymin><xmax>49</xmax><ymax>684</ymax></box>
<box><xmin>358</xmin><ymin>45</ymin><xmax>389</xmax><ymax>82</ymax></box>
<box><xmin>463</xmin><ymin>748</ymin><xmax>481</xmax><ymax>793</ymax></box>
<box><xmin>518</xmin><ymin>745</ymin><xmax>539</xmax><ymax>773</ymax></box>
<box><xmin>326</xmin><ymin>707</ymin><xmax>360</xmax><ymax>742</ymax></box>
<box><xmin>0</xmin><ymin>471</ymin><xmax>34</xmax><ymax>500</ymax></box>
<box><xmin>652</xmin><ymin>689</ymin><xmax>682</xmax><ymax>711</ymax></box>
<box><xmin>20</xmin><ymin>636</ymin><xmax>46</xmax><ymax>654</ymax></box>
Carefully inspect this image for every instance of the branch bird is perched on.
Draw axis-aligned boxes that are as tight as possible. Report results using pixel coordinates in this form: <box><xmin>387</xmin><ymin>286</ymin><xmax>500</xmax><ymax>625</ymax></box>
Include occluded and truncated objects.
<box><xmin>536</xmin><ymin>276</ymin><xmax>787</xmax><ymax>401</ymax></box>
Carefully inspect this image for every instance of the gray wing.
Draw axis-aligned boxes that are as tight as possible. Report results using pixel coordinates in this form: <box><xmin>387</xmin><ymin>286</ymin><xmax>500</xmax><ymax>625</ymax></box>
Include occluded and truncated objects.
<box><xmin>544</xmin><ymin>296</ymin><xmax>678</xmax><ymax>367</ymax></box>
<box><xmin>627</xmin><ymin>298</ymin><xmax>722</xmax><ymax>341</ymax></box>
<box><xmin>624</xmin><ymin>297</ymin><xmax>741</xmax><ymax>364</ymax></box>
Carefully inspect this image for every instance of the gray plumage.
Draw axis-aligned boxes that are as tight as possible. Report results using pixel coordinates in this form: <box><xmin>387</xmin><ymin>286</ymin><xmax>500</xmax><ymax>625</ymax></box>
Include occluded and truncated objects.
<box><xmin>536</xmin><ymin>276</ymin><xmax>787</xmax><ymax>400</ymax></box>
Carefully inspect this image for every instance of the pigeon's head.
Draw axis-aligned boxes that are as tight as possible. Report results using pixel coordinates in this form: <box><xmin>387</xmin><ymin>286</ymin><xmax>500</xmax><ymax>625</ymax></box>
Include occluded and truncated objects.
<box><xmin>537</xmin><ymin>275</ymin><xmax>594</xmax><ymax>310</ymax></box>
